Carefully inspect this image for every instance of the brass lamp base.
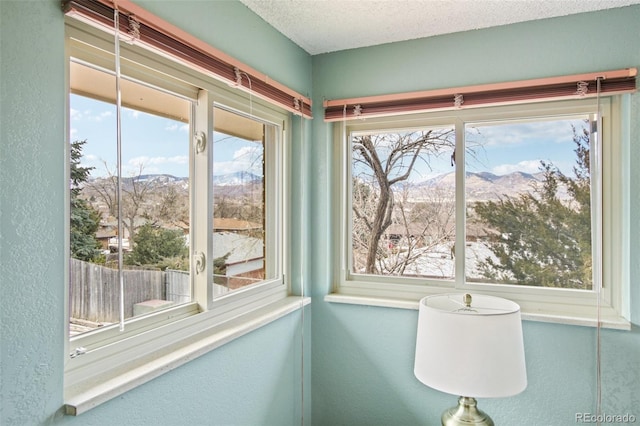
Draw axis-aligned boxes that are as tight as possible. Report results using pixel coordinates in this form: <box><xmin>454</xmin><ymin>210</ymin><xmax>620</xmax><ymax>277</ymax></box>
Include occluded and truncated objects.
<box><xmin>441</xmin><ymin>396</ymin><xmax>494</xmax><ymax>426</ymax></box>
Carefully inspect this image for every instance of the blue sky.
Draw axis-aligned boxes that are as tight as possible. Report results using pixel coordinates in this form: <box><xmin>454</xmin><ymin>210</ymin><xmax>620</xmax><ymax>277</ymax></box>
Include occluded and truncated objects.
<box><xmin>72</xmin><ymin>93</ymin><xmax>589</xmax><ymax>183</ymax></box>
<box><xmin>466</xmin><ymin>117</ymin><xmax>588</xmax><ymax>177</ymax></box>
<box><xmin>70</xmin><ymin>94</ymin><xmax>261</xmax><ymax>178</ymax></box>
<box><xmin>352</xmin><ymin>116</ymin><xmax>589</xmax><ymax>184</ymax></box>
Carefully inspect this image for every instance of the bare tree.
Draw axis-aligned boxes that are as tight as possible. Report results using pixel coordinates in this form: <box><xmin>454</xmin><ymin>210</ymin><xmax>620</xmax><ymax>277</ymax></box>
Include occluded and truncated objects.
<box><xmin>86</xmin><ymin>160</ymin><xmax>118</xmax><ymax>217</ymax></box>
<box><xmin>352</xmin><ymin>130</ymin><xmax>454</xmax><ymax>274</ymax></box>
<box><xmin>155</xmin><ymin>184</ymin><xmax>189</xmax><ymax>225</ymax></box>
<box><xmin>85</xmin><ymin>161</ymin><xmax>154</xmax><ymax>244</ymax></box>
<box><xmin>121</xmin><ymin>163</ymin><xmax>154</xmax><ymax>245</ymax></box>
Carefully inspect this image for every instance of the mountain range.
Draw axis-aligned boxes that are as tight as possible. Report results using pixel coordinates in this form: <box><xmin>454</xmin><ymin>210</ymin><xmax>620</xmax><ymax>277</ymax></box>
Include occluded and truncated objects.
<box><xmin>406</xmin><ymin>170</ymin><xmax>569</xmax><ymax>202</ymax></box>
<box><xmin>87</xmin><ymin>171</ymin><xmax>261</xmax><ymax>188</ymax></box>
<box><xmin>88</xmin><ymin>170</ymin><xmax>567</xmax><ymax>202</ymax></box>
<box><xmin>212</xmin><ymin>171</ymin><xmax>262</xmax><ymax>186</ymax></box>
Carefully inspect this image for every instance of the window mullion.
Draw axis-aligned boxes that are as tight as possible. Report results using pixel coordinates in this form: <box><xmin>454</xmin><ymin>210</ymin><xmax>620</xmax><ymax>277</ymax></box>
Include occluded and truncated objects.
<box><xmin>455</xmin><ymin>119</ymin><xmax>466</xmax><ymax>289</ymax></box>
<box><xmin>590</xmin><ymin>112</ymin><xmax>603</xmax><ymax>296</ymax></box>
<box><xmin>264</xmin><ymin>124</ymin><xmax>280</xmax><ymax>279</ymax></box>
<box><xmin>192</xmin><ymin>89</ymin><xmax>214</xmax><ymax>311</ymax></box>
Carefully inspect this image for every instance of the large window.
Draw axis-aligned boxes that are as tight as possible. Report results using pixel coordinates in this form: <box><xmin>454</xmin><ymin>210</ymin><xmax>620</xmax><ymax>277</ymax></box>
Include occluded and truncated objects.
<box><xmin>464</xmin><ymin>117</ymin><xmax>594</xmax><ymax>290</ymax></box>
<box><xmin>335</xmin><ymin>98</ymin><xmax>628</xmax><ymax>328</ymax></box>
<box><xmin>65</xmin><ymin>19</ymin><xmax>292</xmax><ymax>413</ymax></box>
<box><xmin>351</xmin><ymin>125</ymin><xmax>456</xmax><ymax>279</ymax></box>
<box><xmin>69</xmin><ymin>62</ymin><xmax>193</xmax><ymax>336</ymax></box>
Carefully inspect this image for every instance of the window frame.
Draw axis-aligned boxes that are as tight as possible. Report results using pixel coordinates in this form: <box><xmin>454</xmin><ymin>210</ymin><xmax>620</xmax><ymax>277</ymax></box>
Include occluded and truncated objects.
<box><xmin>329</xmin><ymin>97</ymin><xmax>629</xmax><ymax>329</ymax></box>
<box><xmin>64</xmin><ymin>18</ymin><xmax>304</xmax><ymax>414</ymax></box>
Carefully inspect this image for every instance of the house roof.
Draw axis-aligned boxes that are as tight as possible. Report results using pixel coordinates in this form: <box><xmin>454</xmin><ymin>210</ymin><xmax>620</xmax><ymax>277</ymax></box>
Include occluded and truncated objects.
<box><xmin>213</xmin><ymin>232</ymin><xmax>264</xmax><ymax>265</ymax></box>
<box><xmin>214</xmin><ymin>218</ymin><xmax>262</xmax><ymax>232</ymax></box>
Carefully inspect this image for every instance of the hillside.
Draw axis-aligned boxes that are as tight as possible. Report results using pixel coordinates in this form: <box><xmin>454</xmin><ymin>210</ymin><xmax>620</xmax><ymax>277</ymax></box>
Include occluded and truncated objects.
<box><xmin>406</xmin><ymin>170</ymin><xmax>569</xmax><ymax>202</ymax></box>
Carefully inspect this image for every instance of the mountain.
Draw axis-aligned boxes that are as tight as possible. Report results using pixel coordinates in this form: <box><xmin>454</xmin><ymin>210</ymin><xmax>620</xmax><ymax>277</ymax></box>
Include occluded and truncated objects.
<box><xmin>408</xmin><ymin>170</ymin><xmax>569</xmax><ymax>202</ymax></box>
<box><xmin>88</xmin><ymin>172</ymin><xmax>261</xmax><ymax>188</ymax></box>
<box><xmin>213</xmin><ymin>171</ymin><xmax>262</xmax><ymax>186</ymax></box>
<box><xmin>132</xmin><ymin>174</ymin><xmax>188</xmax><ymax>186</ymax></box>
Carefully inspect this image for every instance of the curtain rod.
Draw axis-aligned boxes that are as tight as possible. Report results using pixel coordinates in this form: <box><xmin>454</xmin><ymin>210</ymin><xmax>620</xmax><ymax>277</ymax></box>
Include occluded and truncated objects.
<box><xmin>324</xmin><ymin>68</ymin><xmax>636</xmax><ymax>121</ymax></box>
<box><xmin>64</xmin><ymin>0</ymin><xmax>313</xmax><ymax>118</ymax></box>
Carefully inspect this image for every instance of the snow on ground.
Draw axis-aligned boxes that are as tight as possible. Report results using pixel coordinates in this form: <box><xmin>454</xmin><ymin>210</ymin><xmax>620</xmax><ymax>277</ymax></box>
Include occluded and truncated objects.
<box><xmin>400</xmin><ymin>241</ymin><xmax>499</xmax><ymax>279</ymax></box>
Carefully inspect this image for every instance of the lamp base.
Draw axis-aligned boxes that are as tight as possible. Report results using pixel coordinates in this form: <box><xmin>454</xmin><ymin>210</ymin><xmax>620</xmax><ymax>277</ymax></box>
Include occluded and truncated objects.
<box><xmin>441</xmin><ymin>396</ymin><xmax>494</xmax><ymax>426</ymax></box>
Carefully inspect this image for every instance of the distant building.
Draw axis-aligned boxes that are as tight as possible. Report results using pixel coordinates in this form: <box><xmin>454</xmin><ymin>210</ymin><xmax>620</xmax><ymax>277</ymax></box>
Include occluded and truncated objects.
<box><xmin>213</xmin><ymin>231</ymin><xmax>264</xmax><ymax>289</ymax></box>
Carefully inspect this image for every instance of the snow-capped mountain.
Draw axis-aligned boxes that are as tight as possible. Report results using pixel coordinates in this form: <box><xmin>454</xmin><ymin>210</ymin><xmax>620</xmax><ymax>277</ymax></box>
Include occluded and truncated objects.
<box><xmin>212</xmin><ymin>171</ymin><xmax>262</xmax><ymax>186</ymax></box>
<box><xmin>407</xmin><ymin>170</ymin><xmax>570</xmax><ymax>202</ymax></box>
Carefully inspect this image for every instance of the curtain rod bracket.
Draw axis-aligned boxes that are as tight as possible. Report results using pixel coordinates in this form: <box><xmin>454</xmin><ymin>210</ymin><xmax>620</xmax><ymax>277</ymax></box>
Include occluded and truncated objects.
<box><xmin>454</xmin><ymin>94</ymin><xmax>464</xmax><ymax>109</ymax></box>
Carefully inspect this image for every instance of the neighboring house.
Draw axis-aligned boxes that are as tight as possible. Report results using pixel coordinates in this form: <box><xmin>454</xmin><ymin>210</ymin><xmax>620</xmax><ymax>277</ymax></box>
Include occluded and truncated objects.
<box><xmin>95</xmin><ymin>228</ymin><xmax>116</xmax><ymax>250</ymax></box>
<box><xmin>213</xmin><ymin>231</ymin><xmax>264</xmax><ymax>289</ymax></box>
<box><xmin>214</xmin><ymin>217</ymin><xmax>263</xmax><ymax>238</ymax></box>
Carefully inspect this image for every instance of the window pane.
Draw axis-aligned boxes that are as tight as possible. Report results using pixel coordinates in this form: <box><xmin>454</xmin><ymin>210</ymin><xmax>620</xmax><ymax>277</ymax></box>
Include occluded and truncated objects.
<box><xmin>69</xmin><ymin>63</ymin><xmax>192</xmax><ymax>336</ymax></box>
<box><xmin>465</xmin><ymin>117</ymin><xmax>593</xmax><ymax>290</ymax></box>
<box><xmin>212</xmin><ymin>109</ymin><xmax>270</xmax><ymax>297</ymax></box>
<box><xmin>350</xmin><ymin>127</ymin><xmax>456</xmax><ymax>279</ymax></box>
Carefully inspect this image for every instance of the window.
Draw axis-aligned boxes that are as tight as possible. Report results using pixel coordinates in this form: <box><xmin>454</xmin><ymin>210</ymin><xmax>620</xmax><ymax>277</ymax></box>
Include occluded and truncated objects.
<box><xmin>333</xmin><ymin>98</ymin><xmax>629</xmax><ymax>328</ymax></box>
<box><xmin>65</xmin><ymin>19</ymin><xmax>298</xmax><ymax>414</ymax></box>
<box><xmin>69</xmin><ymin>62</ymin><xmax>194</xmax><ymax>336</ymax></box>
<box><xmin>464</xmin><ymin>117</ymin><xmax>595</xmax><ymax>290</ymax></box>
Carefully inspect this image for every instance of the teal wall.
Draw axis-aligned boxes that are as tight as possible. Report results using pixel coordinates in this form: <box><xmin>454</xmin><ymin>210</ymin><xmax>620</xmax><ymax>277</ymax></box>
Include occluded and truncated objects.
<box><xmin>310</xmin><ymin>5</ymin><xmax>640</xmax><ymax>426</ymax></box>
<box><xmin>2</xmin><ymin>1</ymin><xmax>640</xmax><ymax>425</ymax></box>
<box><xmin>0</xmin><ymin>1</ymin><xmax>311</xmax><ymax>425</ymax></box>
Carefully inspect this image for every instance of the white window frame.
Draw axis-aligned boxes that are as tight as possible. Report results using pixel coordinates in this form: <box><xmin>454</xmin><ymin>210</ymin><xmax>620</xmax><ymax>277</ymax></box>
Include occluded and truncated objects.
<box><xmin>64</xmin><ymin>19</ymin><xmax>308</xmax><ymax>415</ymax></box>
<box><xmin>328</xmin><ymin>97</ymin><xmax>630</xmax><ymax>330</ymax></box>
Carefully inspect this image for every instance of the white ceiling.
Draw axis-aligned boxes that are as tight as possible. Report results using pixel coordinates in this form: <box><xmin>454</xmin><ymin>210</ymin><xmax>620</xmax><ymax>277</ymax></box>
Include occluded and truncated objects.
<box><xmin>239</xmin><ymin>0</ymin><xmax>640</xmax><ymax>55</ymax></box>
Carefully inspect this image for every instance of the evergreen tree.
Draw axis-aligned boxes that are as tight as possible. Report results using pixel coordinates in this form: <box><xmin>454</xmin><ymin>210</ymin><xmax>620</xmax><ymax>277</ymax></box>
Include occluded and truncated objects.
<box><xmin>213</xmin><ymin>252</ymin><xmax>230</xmax><ymax>284</ymax></box>
<box><xmin>125</xmin><ymin>222</ymin><xmax>188</xmax><ymax>269</ymax></box>
<box><xmin>70</xmin><ymin>140</ymin><xmax>102</xmax><ymax>262</ymax></box>
<box><xmin>472</xmin><ymin>123</ymin><xmax>592</xmax><ymax>289</ymax></box>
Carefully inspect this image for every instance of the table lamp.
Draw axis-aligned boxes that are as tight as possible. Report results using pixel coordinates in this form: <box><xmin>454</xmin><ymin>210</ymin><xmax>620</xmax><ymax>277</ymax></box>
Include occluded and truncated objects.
<box><xmin>414</xmin><ymin>293</ymin><xmax>527</xmax><ymax>426</ymax></box>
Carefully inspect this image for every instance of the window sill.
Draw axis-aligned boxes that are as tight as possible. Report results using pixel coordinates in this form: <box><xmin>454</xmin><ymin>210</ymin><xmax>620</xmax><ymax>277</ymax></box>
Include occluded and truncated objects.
<box><xmin>64</xmin><ymin>295</ymin><xmax>310</xmax><ymax>416</ymax></box>
<box><xmin>324</xmin><ymin>293</ymin><xmax>630</xmax><ymax>330</ymax></box>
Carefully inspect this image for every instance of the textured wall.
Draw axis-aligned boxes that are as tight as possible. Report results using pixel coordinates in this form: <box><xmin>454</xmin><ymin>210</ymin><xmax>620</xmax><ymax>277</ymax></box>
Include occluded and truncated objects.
<box><xmin>0</xmin><ymin>1</ymin><xmax>311</xmax><ymax>425</ymax></box>
<box><xmin>2</xmin><ymin>1</ymin><xmax>639</xmax><ymax>425</ymax></box>
<box><xmin>310</xmin><ymin>5</ymin><xmax>640</xmax><ymax>426</ymax></box>
<box><xmin>1</xmin><ymin>1</ymin><xmax>67</xmax><ymax>424</ymax></box>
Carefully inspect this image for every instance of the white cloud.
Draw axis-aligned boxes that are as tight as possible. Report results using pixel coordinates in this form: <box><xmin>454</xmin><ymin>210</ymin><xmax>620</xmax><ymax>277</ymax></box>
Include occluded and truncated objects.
<box><xmin>125</xmin><ymin>110</ymin><xmax>140</xmax><ymax>119</ymax></box>
<box><xmin>215</xmin><ymin>149</ymin><xmax>259</xmax><ymax>174</ymax></box>
<box><xmin>471</xmin><ymin>119</ymin><xmax>586</xmax><ymax>147</ymax></box>
<box><xmin>70</xmin><ymin>108</ymin><xmax>113</xmax><ymax>122</ymax></box>
<box><xmin>127</xmin><ymin>155</ymin><xmax>189</xmax><ymax>169</ymax></box>
<box><xmin>232</xmin><ymin>145</ymin><xmax>261</xmax><ymax>161</ymax></box>
<box><xmin>124</xmin><ymin>155</ymin><xmax>188</xmax><ymax>177</ymax></box>
<box><xmin>98</xmin><ymin>111</ymin><xmax>113</xmax><ymax>121</ymax></box>
<box><xmin>492</xmin><ymin>160</ymin><xmax>543</xmax><ymax>175</ymax></box>
<box><xmin>164</xmin><ymin>123</ymin><xmax>189</xmax><ymax>132</ymax></box>
<box><xmin>212</xmin><ymin>146</ymin><xmax>263</xmax><ymax>175</ymax></box>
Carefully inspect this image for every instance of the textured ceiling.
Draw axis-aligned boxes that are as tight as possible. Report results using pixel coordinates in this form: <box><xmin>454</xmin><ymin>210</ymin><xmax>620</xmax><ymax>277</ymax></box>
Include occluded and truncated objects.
<box><xmin>239</xmin><ymin>0</ymin><xmax>640</xmax><ymax>55</ymax></box>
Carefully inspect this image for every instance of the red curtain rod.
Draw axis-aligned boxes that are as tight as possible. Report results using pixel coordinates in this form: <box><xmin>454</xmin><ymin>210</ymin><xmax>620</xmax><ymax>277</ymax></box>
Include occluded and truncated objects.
<box><xmin>64</xmin><ymin>0</ymin><xmax>313</xmax><ymax>118</ymax></box>
<box><xmin>324</xmin><ymin>68</ymin><xmax>636</xmax><ymax>121</ymax></box>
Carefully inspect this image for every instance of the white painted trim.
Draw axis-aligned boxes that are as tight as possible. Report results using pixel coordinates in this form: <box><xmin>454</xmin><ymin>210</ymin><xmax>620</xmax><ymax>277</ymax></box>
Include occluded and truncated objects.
<box><xmin>324</xmin><ymin>293</ymin><xmax>629</xmax><ymax>330</ymax></box>
<box><xmin>65</xmin><ymin>296</ymin><xmax>310</xmax><ymax>415</ymax></box>
<box><xmin>334</xmin><ymin>98</ymin><xmax>629</xmax><ymax>325</ymax></box>
<box><xmin>64</xmin><ymin>18</ymin><xmax>295</xmax><ymax>412</ymax></box>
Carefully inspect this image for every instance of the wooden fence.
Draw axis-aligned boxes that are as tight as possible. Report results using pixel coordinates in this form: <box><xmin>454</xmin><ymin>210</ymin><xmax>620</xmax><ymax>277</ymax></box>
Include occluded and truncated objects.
<box><xmin>165</xmin><ymin>269</ymin><xmax>191</xmax><ymax>304</ymax></box>
<box><xmin>69</xmin><ymin>259</ymin><xmax>189</xmax><ymax>323</ymax></box>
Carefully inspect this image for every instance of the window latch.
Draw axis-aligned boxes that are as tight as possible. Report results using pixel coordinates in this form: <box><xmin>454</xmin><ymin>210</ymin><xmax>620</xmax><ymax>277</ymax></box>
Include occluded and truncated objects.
<box><xmin>194</xmin><ymin>131</ymin><xmax>206</xmax><ymax>154</ymax></box>
<box><xmin>194</xmin><ymin>251</ymin><xmax>206</xmax><ymax>275</ymax></box>
<box><xmin>70</xmin><ymin>347</ymin><xmax>87</xmax><ymax>359</ymax></box>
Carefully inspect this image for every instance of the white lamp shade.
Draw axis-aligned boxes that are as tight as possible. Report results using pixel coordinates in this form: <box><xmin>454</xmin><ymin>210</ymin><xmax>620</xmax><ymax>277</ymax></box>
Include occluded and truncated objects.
<box><xmin>414</xmin><ymin>293</ymin><xmax>527</xmax><ymax>398</ymax></box>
